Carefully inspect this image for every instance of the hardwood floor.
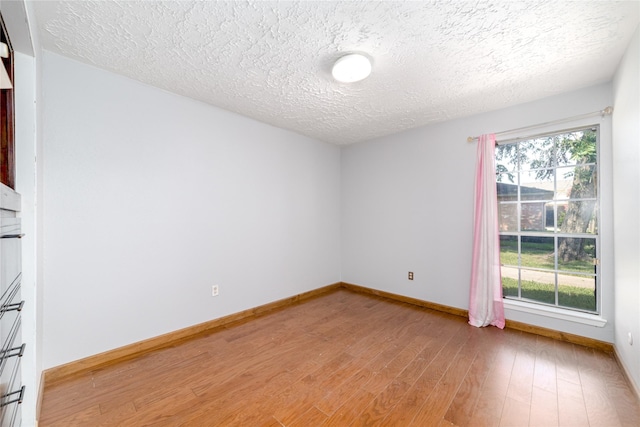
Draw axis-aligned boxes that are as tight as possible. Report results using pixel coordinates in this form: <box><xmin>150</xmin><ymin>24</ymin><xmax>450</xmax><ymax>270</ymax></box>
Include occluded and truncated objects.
<box><xmin>39</xmin><ymin>289</ymin><xmax>640</xmax><ymax>426</ymax></box>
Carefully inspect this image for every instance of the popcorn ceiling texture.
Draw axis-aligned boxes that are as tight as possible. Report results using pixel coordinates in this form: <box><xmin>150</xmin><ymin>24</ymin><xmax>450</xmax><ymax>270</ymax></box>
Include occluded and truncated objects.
<box><xmin>34</xmin><ymin>1</ymin><xmax>639</xmax><ymax>145</ymax></box>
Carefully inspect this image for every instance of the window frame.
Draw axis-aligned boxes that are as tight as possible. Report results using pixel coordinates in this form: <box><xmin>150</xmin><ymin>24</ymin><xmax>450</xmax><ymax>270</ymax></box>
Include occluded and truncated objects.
<box><xmin>496</xmin><ymin>125</ymin><xmax>601</xmax><ymax>315</ymax></box>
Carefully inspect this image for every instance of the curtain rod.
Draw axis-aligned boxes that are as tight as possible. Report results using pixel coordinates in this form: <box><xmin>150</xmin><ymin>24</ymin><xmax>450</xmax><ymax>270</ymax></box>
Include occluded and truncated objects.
<box><xmin>467</xmin><ymin>106</ymin><xmax>613</xmax><ymax>143</ymax></box>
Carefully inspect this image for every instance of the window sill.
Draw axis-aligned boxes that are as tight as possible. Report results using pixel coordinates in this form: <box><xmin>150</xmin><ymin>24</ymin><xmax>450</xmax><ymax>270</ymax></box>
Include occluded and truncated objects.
<box><xmin>503</xmin><ymin>299</ymin><xmax>607</xmax><ymax>328</ymax></box>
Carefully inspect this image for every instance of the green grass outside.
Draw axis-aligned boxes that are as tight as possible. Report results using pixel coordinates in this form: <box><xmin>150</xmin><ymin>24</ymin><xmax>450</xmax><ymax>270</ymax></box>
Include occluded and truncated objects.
<box><xmin>502</xmin><ymin>277</ymin><xmax>595</xmax><ymax>312</ymax></box>
<box><xmin>499</xmin><ymin>240</ymin><xmax>594</xmax><ymax>273</ymax></box>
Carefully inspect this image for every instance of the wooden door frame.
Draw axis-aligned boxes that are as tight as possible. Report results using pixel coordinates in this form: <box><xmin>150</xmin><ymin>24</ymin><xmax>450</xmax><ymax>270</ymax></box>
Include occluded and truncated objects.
<box><xmin>0</xmin><ymin>12</ymin><xmax>15</xmax><ymax>189</ymax></box>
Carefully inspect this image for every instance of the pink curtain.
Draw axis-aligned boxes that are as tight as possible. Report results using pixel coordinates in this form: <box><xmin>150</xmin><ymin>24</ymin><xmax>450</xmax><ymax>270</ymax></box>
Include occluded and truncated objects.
<box><xmin>469</xmin><ymin>134</ymin><xmax>505</xmax><ymax>329</ymax></box>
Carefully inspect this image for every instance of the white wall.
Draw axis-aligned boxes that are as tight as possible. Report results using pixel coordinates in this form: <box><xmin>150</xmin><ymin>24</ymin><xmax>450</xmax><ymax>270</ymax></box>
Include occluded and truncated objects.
<box><xmin>612</xmin><ymin>27</ymin><xmax>640</xmax><ymax>394</ymax></box>
<box><xmin>342</xmin><ymin>83</ymin><xmax>615</xmax><ymax>343</ymax></box>
<box><xmin>41</xmin><ymin>52</ymin><xmax>341</xmax><ymax>368</ymax></box>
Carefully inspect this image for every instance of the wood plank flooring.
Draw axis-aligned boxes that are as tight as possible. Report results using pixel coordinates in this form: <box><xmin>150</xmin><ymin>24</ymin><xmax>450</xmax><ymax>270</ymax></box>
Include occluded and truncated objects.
<box><xmin>39</xmin><ymin>289</ymin><xmax>640</xmax><ymax>426</ymax></box>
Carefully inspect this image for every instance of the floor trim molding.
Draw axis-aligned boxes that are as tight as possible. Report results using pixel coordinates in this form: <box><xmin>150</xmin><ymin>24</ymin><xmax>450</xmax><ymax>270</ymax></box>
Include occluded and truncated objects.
<box><xmin>613</xmin><ymin>345</ymin><xmax>640</xmax><ymax>401</ymax></box>
<box><xmin>42</xmin><ymin>283</ymin><xmax>341</xmax><ymax>385</ymax></box>
<box><xmin>504</xmin><ymin>318</ymin><xmax>613</xmax><ymax>352</ymax></box>
<box><xmin>42</xmin><ymin>281</ymin><xmax>616</xmax><ymax>392</ymax></box>
<box><xmin>340</xmin><ymin>282</ymin><xmax>614</xmax><ymax>353</ymax></box>
<box><xmin>339</xmin><ymin>282</ymin><xmax>467</xmax><ymax>317</ymax></box>
<box><xmin>35</xmin><ymin>372</ymin><xmax>45</xmax><ymax>423</ymax></box>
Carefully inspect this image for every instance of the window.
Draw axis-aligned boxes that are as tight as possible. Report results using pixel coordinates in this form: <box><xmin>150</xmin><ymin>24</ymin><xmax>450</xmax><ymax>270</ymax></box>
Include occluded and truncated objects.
<box><xmin>496</xmin><ymin>127</ymin><xmax>599</xmax><ymax>313</ymax></box>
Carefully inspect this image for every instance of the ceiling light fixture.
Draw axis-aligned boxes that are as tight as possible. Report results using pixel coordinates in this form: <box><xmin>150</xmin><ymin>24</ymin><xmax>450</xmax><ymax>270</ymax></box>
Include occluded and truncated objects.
<box><xmin>331</xmin><ymin>53</ymin><xmax>371</xmax><ymax>83</ymax></box>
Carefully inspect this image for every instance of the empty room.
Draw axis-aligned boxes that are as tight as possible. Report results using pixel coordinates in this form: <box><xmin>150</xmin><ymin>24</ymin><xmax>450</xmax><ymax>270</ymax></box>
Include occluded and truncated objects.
<box><xmin>0</xmin><ymin>1</ymin><xmax>639</xmax><ymax>426</ymax></box>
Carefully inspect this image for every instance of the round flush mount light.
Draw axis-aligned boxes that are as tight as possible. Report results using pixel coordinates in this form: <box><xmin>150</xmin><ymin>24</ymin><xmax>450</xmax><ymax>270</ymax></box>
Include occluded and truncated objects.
<box><xmin>331</xmin><ymin>53</ymin><xmax>372</xmax><ymax>83</ymax></box>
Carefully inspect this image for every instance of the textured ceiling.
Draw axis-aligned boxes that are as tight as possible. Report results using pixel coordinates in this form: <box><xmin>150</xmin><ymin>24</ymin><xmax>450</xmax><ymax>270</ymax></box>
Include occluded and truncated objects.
<box><xmin>34</xmin><ymin>1</ymin><xmax>639</xmax><ymax>145</ymax></box>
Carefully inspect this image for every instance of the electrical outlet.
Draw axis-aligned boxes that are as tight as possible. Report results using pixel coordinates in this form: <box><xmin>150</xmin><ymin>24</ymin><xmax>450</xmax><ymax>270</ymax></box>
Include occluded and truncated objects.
<box><xmin>212</xmin><ymin>285</ymin><xmax>219</xmax><ymax>297</ymax></box>
<box><xmin>408</xmin><ymin>272</ymin><xmax>414</xmax><ymax>280</ymax></box>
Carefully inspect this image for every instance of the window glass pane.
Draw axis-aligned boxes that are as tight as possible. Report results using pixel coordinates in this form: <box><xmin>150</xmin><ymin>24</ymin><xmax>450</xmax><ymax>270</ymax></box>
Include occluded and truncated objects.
<box><xmin>557</xmin><ymin>165</ymin><xmax>597</xmax><ymax>199</ymax></box>
<box><xmin>545</xmin><ymin>203</ymin><xmax>556</xmax><ymax>231</ymax></box>
<box><xmin>501</xmin><ymin>267</ymin><xmax>519</xmax><ymax>298</ymax></box>
<box><xmin>519</xmin><ymin>170</ymin><xmax>554</xmax><ymax>201</ymax></box>
<box><xmin>557</xmin><ymin>237</ymin><xmax>596</xmax><ymax>272</ymax></box>
<box><xmin>558</xmin><ymin>273</ymin><xmax>596</xmax><ymax>312</ymax></box>
<box><xmin>496</xmin><ymin>144</ymin><xmax>518</xmax><ymax>173</ymax></box>
<box><xmin>556</xmin><ymin>129</ymin><xmax>597</xmax><ymax>167</ymax></box>
<box><xmin>519</xmin><ymin>138</ymin><xmax>554</xmax><ymax>171</ymax></box>
<box><xmin>554</xmin><ymin>176</ymin><xmax>573</xmax><ymax>201</ymax></box>
<box><xmin>557</xmin><ymin>201</ymin><xmax>597</xmax><ymax>234</ymax></box>
<box><xmin>521</xmin><ymin>202</ymin><xmax>551</xmax><ymax>232</ymax></box>
<box><xmin>498</xmin><ymin>203</ymin><xmax>518</xmax><ymax>232</ymax></box>
<box><xmin>520</xmin><ymin>269</ymin><xmax>556</xmax><ymax>305</ymax></box>
<box><xmin>497</xmin><ymin>179</ymin><xmax>518</xmax><ymax>202</ymax></box>
<box><xmin>521</xmin><ymin>236</ymin><xmax>554</xmax><ymax>270</ymax></box>
<box><xmin>499</xmin><ymin>236</ymin><xmax>518</xmax><ymax>266</ymax></box>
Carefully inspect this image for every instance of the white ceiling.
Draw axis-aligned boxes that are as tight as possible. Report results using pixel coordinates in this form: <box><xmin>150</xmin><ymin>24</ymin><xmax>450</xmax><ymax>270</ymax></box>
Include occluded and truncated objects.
<box><xmin>33</xmin><ymin>1</ymin><xmax>639</xmax><ymax>145</ymax></box>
